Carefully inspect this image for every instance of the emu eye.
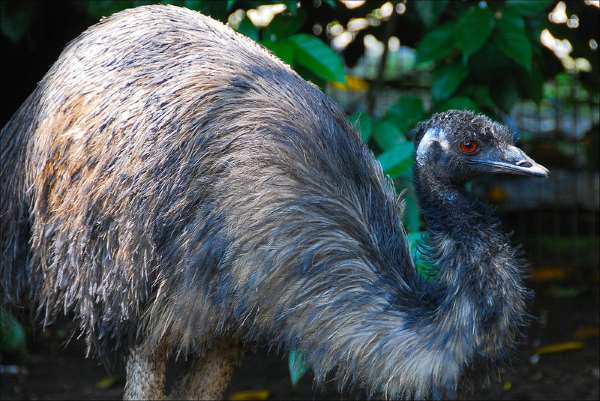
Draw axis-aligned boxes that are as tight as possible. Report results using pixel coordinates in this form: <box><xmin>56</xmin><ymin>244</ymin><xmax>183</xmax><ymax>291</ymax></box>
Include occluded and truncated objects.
<box><xmin>459</xmin><ymin>141</ymin><xmax>479</xmax><ymax>155</ymax></box>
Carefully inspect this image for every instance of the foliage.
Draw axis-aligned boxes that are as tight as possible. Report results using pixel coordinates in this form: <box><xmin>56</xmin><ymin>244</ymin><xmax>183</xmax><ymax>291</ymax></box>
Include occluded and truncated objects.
<box><xmin>0</xmin><ymin>0</ymin><xmax>597</xmax><ymax>386</ymax></box>
<box><xmin>0</xmin><ymin>308</ymin><xmax>26</xmax><ymax>355</ymax></box>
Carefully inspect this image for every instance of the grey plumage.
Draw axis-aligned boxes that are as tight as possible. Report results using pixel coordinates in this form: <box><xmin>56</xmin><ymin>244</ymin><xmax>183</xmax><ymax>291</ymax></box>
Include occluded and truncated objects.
<box><xmin>0</xmin><ymin>5</ymin><xmax>545</xmax><ymax>399</ymax></box>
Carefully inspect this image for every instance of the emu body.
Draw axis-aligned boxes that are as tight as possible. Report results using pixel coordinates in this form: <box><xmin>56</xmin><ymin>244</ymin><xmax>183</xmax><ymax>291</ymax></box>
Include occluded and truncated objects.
<box><xmin>0</xmin><ymin>5</ymin><xmax>546</xmax><ymax>399</ymax></box>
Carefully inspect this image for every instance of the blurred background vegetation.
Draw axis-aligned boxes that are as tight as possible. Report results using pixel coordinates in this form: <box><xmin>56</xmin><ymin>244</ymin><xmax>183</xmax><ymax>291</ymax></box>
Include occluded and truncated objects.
<box><xmin>0</xmin><ymin>0</ymin><xmax>598</xmax><ymax>398</ymax></box>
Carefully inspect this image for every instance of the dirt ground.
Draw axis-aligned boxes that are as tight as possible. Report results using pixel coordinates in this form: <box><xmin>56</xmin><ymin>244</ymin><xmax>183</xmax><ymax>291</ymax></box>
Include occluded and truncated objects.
<box><xmin>1</xmin><ymin>271</ymin><xmax>598</xmax><ymax>400</ymax></box>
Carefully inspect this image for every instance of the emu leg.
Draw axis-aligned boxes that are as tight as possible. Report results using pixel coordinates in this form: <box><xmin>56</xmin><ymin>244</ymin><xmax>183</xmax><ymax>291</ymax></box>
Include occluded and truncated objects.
<box><xmin>170</xmin><ymin>337</ymin><xmax>242</xmax><ymax>400</ymax></box>
<box><xmin>124</xmin><ymin>344</ymin><xmax>168</xmax><ymax>400</ymax></box>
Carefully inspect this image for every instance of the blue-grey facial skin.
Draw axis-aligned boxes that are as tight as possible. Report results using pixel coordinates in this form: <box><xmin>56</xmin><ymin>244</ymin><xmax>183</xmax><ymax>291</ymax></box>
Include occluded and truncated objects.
<box><xmin>0</xmin><ymin>5</ymin><xmax>538</xmax><ymax>399</ymax></box>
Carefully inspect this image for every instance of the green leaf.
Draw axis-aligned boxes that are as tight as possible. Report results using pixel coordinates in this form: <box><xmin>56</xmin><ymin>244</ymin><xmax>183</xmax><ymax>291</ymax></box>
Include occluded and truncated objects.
<box><xmin>460</xmin><ymin>85</ymin><xmax>497</xmax><ymax>111</ymax></box>
<box><xmin>504</xmin><ymin>0</ymin><xmax>552</xmax><ymax>16</ymax></box>
<box><xmin>0</xmin><ymin>309</ymin><xmax>26</xmax><ymax>354</ymax></box>
<box><xmin>283</xmin><ymin>0</ymin><xmax>298</xmax><ymax>15</ymax></box>
<box><xmin>384</xmin><ymin>96</ymin><xmax>426</xmax><ymax>134</ymax></box>
<box><xmin>374</xmin><ymin>120</ymin><xmax>405</xmax><ymax>151</ymax></box>
<box><xmin>288</xmin><ymin>350</ymin><xmax>310</xmax><ymax>386</ymax></box>
<box><xmin>377</xmin><ymin>142</ymin><xmax>415</xmax><ymax>179</ymax></box>
<box><xmin>436</xmin><ymin>96</ymin><xmax>479</xmax><ymax>113</ymax></box>
<box><xmin>289</xmin><ymin>34</ymin><xmax>346</xmax><ymax>83</ymax></box>
<box><xmin>415</xmin><ymin>23</ymin><xmax>455</xmax><ymax>64</ymax></box>
<box><xmin>349</xmin><ymin>112</ymin><xmax>373</xmax><ymax>143</ymax></box>
<box><xmin>226</xmin><ymin>0</ymin><xmax>236</xmax><ymax>11</ymax></box>
<box><xmin>415</xmin><ymin>0</ymin><xmax>448</xmax><ymax>27</ymax></box>
<box><xmin>184</xmin><ymin>0</ymin><xmax>203</xmax><ymax>11</ymax></box>
<box><xmin>454</xmin><ymin>7</ymin><xmax>495</xmax><ymax>60</ymax></box>
<box><xmin>261</xmin><ymin>38</ymin><xmax>295</xmax><ymax>65</ymax></box>
<box><xmin>323</xmin><ymin>0</ymin><xmax>337</xmax><ymax>8</ymax></box>
<box><xmin>236</xmin><ymin>16</ymin><xmax>258</xmax><ymax>41</ymax></box>
<box><xmin>263</xmin><ymin>9</ymin><xmax>306</xmax><ymax>41</ymax></box>
<box><xmin>431</xmin><ymin>63</ymin><xmax>469</xmax><ymax>101</ymax></box>
<box><xmin>0</xmin><ymin>1</ymin><xmax>33</xmax><ymax>42</ymax></box>
<box><xmin>494</xmin><ymin>10</ymin><xmax>532</xmax><ymax>71</ymax></box>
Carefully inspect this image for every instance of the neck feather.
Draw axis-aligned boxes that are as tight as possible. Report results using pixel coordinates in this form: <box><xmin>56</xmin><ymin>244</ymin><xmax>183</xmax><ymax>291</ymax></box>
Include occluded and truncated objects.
<box><xmin>413</xmin><ymin>166</ymin><xmax>530</xmax><ymax>365</ymax></box>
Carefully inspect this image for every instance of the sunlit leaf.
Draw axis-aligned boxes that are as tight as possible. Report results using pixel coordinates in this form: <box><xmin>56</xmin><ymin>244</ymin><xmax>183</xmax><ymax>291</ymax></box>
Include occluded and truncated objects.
<box><xmin>574</xmin><ymin>326</ymin><xmax>600</xmax><ymax>339</ymax></box>
<box><xmin>454</xmin><ymin>6</ymin><xmax>495</xmax><ymax>60</ymax></box>
<box><xmin>289</xmin><ymin>34</ymin><xmax>346</xmax><ymax>83</ymax></box>
<box><xmin>230</xmin><ymin>390</ymin><xmax>271</xmax><ymax>401</ymax></box>
<box><xmin>96</xmin><ymin>375</ymin><xmax>121</xmax><ymax>389</ymax></box>
<box><xmin>535</xmin><ymin>341</ymin><xmax>585</xmax><ymax>355</ymax></box>
<box><xmin>530</xmin><ymin>267</ymin><xmax>568</xmax><ymax>282</ymax></box>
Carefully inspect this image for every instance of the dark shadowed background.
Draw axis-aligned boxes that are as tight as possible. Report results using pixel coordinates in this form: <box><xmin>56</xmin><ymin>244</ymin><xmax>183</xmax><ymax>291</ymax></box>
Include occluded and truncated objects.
<box><xmin>0</xmin><ymin>0</ymin><xmax>598</xmax><ymax>399</ymax></box>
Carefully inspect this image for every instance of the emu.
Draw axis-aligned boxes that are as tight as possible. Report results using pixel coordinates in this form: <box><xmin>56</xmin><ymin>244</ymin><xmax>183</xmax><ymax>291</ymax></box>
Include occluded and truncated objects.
<box><xmin>0</xmin><ymin>5</ymin><xmax>548</xmax><ymax>400</ymax></box>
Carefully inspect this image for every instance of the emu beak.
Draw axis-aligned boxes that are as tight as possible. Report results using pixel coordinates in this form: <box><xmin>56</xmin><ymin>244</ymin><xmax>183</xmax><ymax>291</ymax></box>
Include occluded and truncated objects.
<box><xmin>470</xmin><ymin>145</ymin><xmax>549</xmax><ymax>178</ymax></box>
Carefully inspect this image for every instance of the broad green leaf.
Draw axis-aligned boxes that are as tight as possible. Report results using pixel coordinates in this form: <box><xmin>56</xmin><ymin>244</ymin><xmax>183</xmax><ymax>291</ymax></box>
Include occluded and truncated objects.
<box><xmin>288</xmin><ymin>350</ymin><xmax>310</xmax><ymax>386</ymax></box>
<box><xmin>504</xmin><ymin>0</ymin><xmax>552</xmax><ymax>16</ymax></box>
<box><xmin>415</xmin><ymin>23</ymin><xmax>455</xmax><ymax>64</ymax></box>
<box><xmin>415</xmin><ymin>0</ymin><xmax>448</xmax><ymax>27</ymax></box>
<box><xmin>289</xmin><ymin>34</ymin><xmax>346</xmax><ymax>83</ymax></box>
<box><xmin>0</xmin><ymin>1</ymin><xmax>33</xmax><ymax>42</ymax></box>
<box><xmin>494</xmin><ymin>11</ymin><xmax>532</xmax><ymax>71</ymax></box>
<box><xmin>377</xmin><ymin>142</ymin><xmax>415</xmax><ymax>179</ymax></box>
<box><xmin>261</xmin><ymin>39</ymin><xmax>295</xmax><ymax>65</ymax></box>
<box><xmin>284</xmin><ymin>0</ymin><xmax>298</xmax><ymax>15</ymax></box>
<box><xmin>431</xmin><ymin>63</ymin><xmax>469</xmax><ymax>101</ymax></box>
<box><xmin>374</xmin><ymin>120</ymin><xmax>405</xmax><ymax>151</ymax></box>
<box><xmin>436</xmin><ymin>96</ymin><xmax>479</xmax><ymax>113</ymax></box>
<box><xmin>454</xmin><ymin>7</ymin><xmax>495</xmax><ymax>60</ymax></box>
<box><xmin>226</xmin><ymin>0</ymin><xmax>236</xmax><ymax>11</ymax></box>
<box><xmin>349</xmin><ymin>112</ymin><xmax>373</xmax><ymax>143</ymax></box>
<box><xmin>263</xmin><ymin>9</ymin><xmax>306</xmax><ymax>41</ymax></box>
<box><xmin>384</xmin><ymin>96</ymin><xmax>426</xmax><ymax>134</ymax></box>
<box><xmin>236</xmin><ymin>16</ymin><xmax>258</xmax><ymax>41</ymax></box>
<box><xmin>460</xmin><ymin>85</ymin><xmax>496</xmax><ymax>111</ymax></box>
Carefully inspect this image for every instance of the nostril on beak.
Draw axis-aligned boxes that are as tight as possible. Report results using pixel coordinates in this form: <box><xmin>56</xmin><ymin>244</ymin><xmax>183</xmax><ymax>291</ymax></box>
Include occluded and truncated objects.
<box><xmin>516</xmin><ymin>160</ymin><xmax>532</xmax><ymax>168</ymax></box>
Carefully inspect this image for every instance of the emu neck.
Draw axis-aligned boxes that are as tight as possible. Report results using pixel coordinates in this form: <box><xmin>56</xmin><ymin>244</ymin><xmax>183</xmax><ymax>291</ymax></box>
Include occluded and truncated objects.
<box><xmin>413</xmin><ymin>167</ymin><xmax>516</xmax><ymax>330</ymax></box>
<box><xmin>415</xmin><ymin>169</ymin><xmax>494</xmax><ymax>239</ymax></box>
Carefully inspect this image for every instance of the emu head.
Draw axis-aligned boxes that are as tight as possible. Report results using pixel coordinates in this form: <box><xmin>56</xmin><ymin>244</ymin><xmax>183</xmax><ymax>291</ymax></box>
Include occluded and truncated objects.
<box><xmin>415</xmin><ymin>110</ymin><xmax>548</xmax><ymax>184</ymax></box>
